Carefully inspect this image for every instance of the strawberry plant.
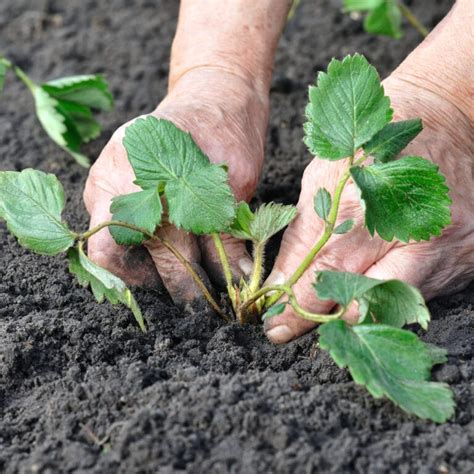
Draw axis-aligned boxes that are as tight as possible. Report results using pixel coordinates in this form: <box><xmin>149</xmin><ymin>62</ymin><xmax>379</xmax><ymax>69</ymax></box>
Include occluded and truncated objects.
<box><xmin>0</xmin><ymin>54</ymin><xmax>454</xmax><ymax>422</ymax></box>
<box><xmin>343</xmin><ymin>0</ymin><xmax>429</xmax><ymax>39</ymax></box>
<box><xmin>0</xmin><ymin>56</ymin><xmax>113</xmax><ymax>167</ymax></box>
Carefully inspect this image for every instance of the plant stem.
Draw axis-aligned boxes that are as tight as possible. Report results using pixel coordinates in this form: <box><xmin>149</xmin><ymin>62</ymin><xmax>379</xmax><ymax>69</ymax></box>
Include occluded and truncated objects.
<box><xmin>80</xmin><ymin>221</ymin><xmax>228</xmax><ymax>320</ymax></box>
<box><xmin>211</xmin><ymin>233</ymin><xmax>234</xmax><ymax>291</ymax></box>
<box><xmin>287</xmin><ymin>0</ymin><xmax>301</xmax><ymax>21</ymax></box>
<box><xmin>249</xmin><ymin>242</ymin><xmax>264</xmax><ymax>294</ymax></box>
<box><xmin>240</xmin><ymin>284</ymin><xmax>343</xmax><ymax>323</ymax></box>
<box><xmin>240</xmin><ymin>284</ymin><xmax>279</xmax><ymax>311</ymax></box>
<box><xmin>160</xmin><ymin>238</ymin><xmax>230</xmax><ymax>321</ymax></box>
<box><xmin>80</xmin><ymin>220</ymin><xmax>153</xmax><ymax>241</ymax></box>
<box><xmin>1</xmin><ymin>55</ymin><xmax>38</xmax><ymax>93</ymax></box>
<box><xmin>0</xmin><ymin>56</ymin><xmax>12</xmax><ymax>69</ymax></box>
<box><xmin>286</xmin><ymin>289</ymin><xmax>344</xmax><ymax>323</ymax></box>
<box><xmin>265</xmin><ymin>167</ymin><xmax>352</xmax><ymax>308</ymax></box>
<box><xmin>398</xmin><ymin>1</ymin><xmax>429</xmax><ymax>38</ymax></box>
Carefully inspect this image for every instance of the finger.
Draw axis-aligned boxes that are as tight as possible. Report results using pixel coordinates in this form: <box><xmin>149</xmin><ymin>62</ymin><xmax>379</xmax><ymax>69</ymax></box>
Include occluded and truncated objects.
<box><xmin>263</xmin><ymin>165</ymin><xmax>393</xmax><ymax>344</ymax></box>
<box><xmin>145</xmin><ymin>223</ymin><xmax>215</xmax><ymax>313</ymax></box>
<box><xmin>362</xmin><ymin>242</ymin><xmax>448</xmax><ymax>300</ymax></box>
<box><xmin>199</xmin><ymin>234</ymin><xmax>253</xmax><ymax>288</ymax></box>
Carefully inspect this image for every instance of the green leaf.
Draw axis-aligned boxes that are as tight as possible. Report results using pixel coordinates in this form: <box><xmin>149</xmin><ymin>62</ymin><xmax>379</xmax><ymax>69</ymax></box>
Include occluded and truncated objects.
<box><xmin>0</xmin><ymin>61</ymin><xmax>7</xmax><ymax>94</ymax></box>
<box><xmin>68</xmin><ymin>246</ymin><xmax>146</xmax><ymax>332</ymax></box>
<box><xmin>426</xmin><ymin>344</ymin><xmax>448</xmax><ymax>366</ymax></box>
<box><xmin>334</xmin><ymin>219</ymin><xmax>354</xmax><ymax>234</ymax></box>
<box><xmin>42</xmin><ymin>74</ymin><xmax>113</xmax><ymax>112</ymax></box>
<box><xmin>315</xmin><ymin>271</ymin><xmax>381</xmax><ymax>307</ymax></box>
<box><xmin>343</xmin><ymin>0</ymin><xmax>383</xmax><ymax>10</ymax></box>
<box><xmin>358</xmin><ymin>279</ymin><xmax>430</xmax><ymax>329</ymax></box>
<box><xmin>314</xmin><ymin>188</ymin><xmax>332</xmax><ymax>221</ymax></box>
<box><xmin>364</xmin><ymin>0</ymin><xmax>403</xmax><ymax>39</ymax></box>
<box><xmin>318</xmin><ymin>321</ymin><xmax>454</xmax><ymax>422</ymax></box>
<box><xmin>363</xmin><ymin>119</ymin><xmax>422</xmax><ymax>162</ymax></box>
<box><xmin>110</xmin><ymin>188</ymin><xmax>163</xmax><ymax>246</ymax></box>
<box><xmin>57</xmin><ymin>100</ymin><xmax>101</xmax><ymax>143</ymax></box>
<box><xmin>32</xmin><ymin>75</ymin><xmax>113</xmax><ymax>167</ymax></box>
<box><xmin>0</xmin><ymin>169</ymin><xmax>75</xmax><ymax>255</ymax></box>
<box><xmin>229</xmin><ymin>202</ymin><xmax>297</xmax><ymax>243</ymax></box>
<box><xmin>304</xmin><ymin>54</ymin><xmax>392</xmax><ymax>160</ymax></box>
<box><xmin>123</xmin><ymin>117</ymin><xmax>236</xmax><ymax>234</ymax></box>
<box><xmin>350</xmin><ymin>156</ymin><xmax>451</xmax><ymax>242</ymax></box>
<box><xmin>315</xmin><ymin>271</ymin><xmax>430</xmax><ymax>328</ymax></box>
<box><xmin>228</xmin><ymin>202</ymin><xmax>255</xmax><ymax>240</ymax></box>
<box><xmin>262</xmin><ymin>303</ymin><xmax>287</xmax><ymax>320</ymax></box>
<box><xmin>33</xmin><ymin>86</ymin><xmax>90</xmax><ymax>167</ymax></box>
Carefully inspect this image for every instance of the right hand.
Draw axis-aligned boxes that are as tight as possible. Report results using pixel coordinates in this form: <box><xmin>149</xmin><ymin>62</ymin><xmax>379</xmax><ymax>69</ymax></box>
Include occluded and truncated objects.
<box><xmin>83</xmin><ymin>67</ymin><xmax>269</xmax><ymax>311</ymax></box>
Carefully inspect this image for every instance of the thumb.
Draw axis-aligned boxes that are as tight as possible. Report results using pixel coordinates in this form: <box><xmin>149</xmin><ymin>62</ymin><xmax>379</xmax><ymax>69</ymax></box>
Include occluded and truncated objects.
<box><xmin>262</xmin><ymin>206</ymin><xmax>334</xmax><ymax>344</ymax></box>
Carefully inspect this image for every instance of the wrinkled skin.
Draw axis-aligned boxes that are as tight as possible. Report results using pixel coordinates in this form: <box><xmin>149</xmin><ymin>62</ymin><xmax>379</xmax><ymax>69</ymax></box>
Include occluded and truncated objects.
<box><xmin>84</xmin><ymin>69</ymin><xmax>268</xmax><ymax>311</ymax></box>
<box><xmin>264</xmin><ymin>76</ymin><xmax>474</xmax><ymax>342</ymax></box>
<box><xmin>84</xmin><ymin>1</ymin><xmax>473</xmax><ymax>338</ymax></box>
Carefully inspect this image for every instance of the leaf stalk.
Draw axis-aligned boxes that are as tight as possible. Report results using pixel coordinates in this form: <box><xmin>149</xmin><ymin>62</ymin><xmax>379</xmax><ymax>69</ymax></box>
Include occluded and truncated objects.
<box><xmin>265</xmin><ymin>166</ymin><xmax>353</xmax><ymax>308</ymax></box>
<box><xmin>398</xmin><ymin>1</ymin><xmax>429</xmax><ymax>38</ymax></box>
<box><xmin>211</xmin><ymin>233</ymin><xmax>236</xmax><ymax>308</ymax></box>
<box><xmin>80</xmin><ymin>221</ymin><xmax>228</xmax><ymax>321</ymax></box>
<box><xmin>249</xmin><ymin>242</ymin><xmax>264</xmax><ymax>294</ymax></box>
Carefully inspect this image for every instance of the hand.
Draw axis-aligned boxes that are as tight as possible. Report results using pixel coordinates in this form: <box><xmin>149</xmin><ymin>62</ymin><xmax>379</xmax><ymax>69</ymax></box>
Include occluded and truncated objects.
<box><xmin>84</xmin><ymin>67</ymin><xmax>269</xmax><ymax>310</ymax></box>
<box><xmin>265</xmin><ymin>2</ymin><xmax>474</xmax><ymax>343</ymax></box>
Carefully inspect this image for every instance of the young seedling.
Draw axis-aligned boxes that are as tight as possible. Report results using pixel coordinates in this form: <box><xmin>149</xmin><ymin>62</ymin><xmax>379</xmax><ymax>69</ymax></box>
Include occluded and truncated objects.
<box><xmin>0</xmin><ymin>54</ymin><xmax>454</xmax><ymax>422</ymax></box>
<box><xmin>0</xmin><ymin>55</ymin><xmax>113</xmax><ymax>166</ymax></box>
<box><xmin>343</xmin><ymin>0</ymin><xmax>429</xmax><ymax>39</ymax></box>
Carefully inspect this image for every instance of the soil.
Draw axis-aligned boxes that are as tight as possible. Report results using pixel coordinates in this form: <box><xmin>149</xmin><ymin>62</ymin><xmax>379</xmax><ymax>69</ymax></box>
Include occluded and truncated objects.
<box><xmin>1</xmin><ymin>0</ymin><xmax>472</xmax><ymax>473</ymax></box>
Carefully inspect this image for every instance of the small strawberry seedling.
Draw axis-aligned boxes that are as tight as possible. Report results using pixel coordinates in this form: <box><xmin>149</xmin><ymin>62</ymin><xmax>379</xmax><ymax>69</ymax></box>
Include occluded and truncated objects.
<box><xmin>343</xmin><ymin>0</ymin><xmax>429</xmax><ymax>39</ymax></box>
<box><xmin>0</xmin><ymin>56</ymin><xmax>113</xmax><ymax>167</ymax></box>
<box><xmin>0</xmin><ymin>54</ymin><xmax>454</xmax><ymax>422</ymax></box>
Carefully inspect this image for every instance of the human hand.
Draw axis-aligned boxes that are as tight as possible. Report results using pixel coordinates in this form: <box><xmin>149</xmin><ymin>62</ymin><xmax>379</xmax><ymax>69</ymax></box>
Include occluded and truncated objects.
<box><xmin>265</xmin><ymin>0</ymin><xmax>474</xmax><ymax>343</ymax></box>
<box><xmin>83</xmin><ymin>67</ymin><xmax>268</xmax><ymax>310</ymax></box>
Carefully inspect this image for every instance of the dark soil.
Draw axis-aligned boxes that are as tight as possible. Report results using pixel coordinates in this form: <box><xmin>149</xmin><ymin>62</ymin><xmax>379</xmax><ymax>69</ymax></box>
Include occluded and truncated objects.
<box><xmin>1</xmin><ymin>1</ymin><xmax>472</xmax><ymax>473</ymax></box>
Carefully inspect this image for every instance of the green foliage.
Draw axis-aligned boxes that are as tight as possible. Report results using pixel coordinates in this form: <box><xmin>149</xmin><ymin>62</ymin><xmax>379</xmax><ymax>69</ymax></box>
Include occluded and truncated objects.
<box><xmin>229</xmin><ymin>202</ymin><xmax>254</xmax><ymax>239</ymax></box>
<box><xmin>262</xmin><ymin>302</ymin><xmax>287</xmax><ymax>320</ymax></box>
<box><xmin>0</xmin><ymin>169</ymin><xmax>75</xmax><ymax>255</ymax></box>
<box><xmin>318</xmin><ymin>320</ymin><xmax>454</xmax><ymax>422</ymax></box>
<box><xmin>304</xmin><ymin>54</ymin><xmax>392</xmax><ymax>160</ymax></box>
<box><xmin>0</xmin><ymin>61</ymin><xmax>6</xmax><ymax>94</ymax></box>
<box><xmin>68</xmin><ymin>246</ymin><xmax>146</xmax><ymax>332</ymax></box>
<box><xmin>314</xmin><ymin>188</ymin><xmax>332</xmax><ymax>221</ymax></box>
<box><xmin>42</xmin><ymin>75</ymin><xmax>113</xmax><ymax>112</ymax></box>
<box><xmin>363</xmin><ymin>119</ymin><xmax>422</xmax><ymax>162</ymax></box>
<box><xmin>314</xmin><ymin>271</ymin><xmax>430</xmax><ymax>328</ymax></box>
<box><xmin>350</xmin><ymin>156</ymin><xmax>451</xmax><ymax>242</ymax></box>
<box><xmin>358</xmin><ymin>279</ymin><xmax>430</xmax><ymax>329</ymax></box>
<box><xmin>0</xmin><ymin>53</ymin><xmax>455</xmax><ymax>421</ymax></box>
<box><xmin>333</xmin><ymin>219</ymin><xmax>354</xmax><ymax>234</ymax></box>
<box><xmin>344</xmin><ymin>0</ymin><xmax>382</xmax><ymax>8</ymax></box>
<box><xmin>229</xmin><ymin>202</ymin><xmax>297</xmax><ymax>243</ymax></box>
<box><xmin>123</xmin><ymin>117</ymin><xmax>236</xmax><ymax>235</ymax></box>
<box><xmin>110</xmin><ymin>188</ymin><xmax>163</xmax><ymax>246</ymax></box>
<box><xmin>343</xmin><ymin>0</ymin><xmax>403</xmax><ymax>39</ymax></box>
<box><xmin>364</xmin><ymin>0</ymin><xmax>402</xmax><ymax>38</ymax></box>
<box><xmin>33</xmin><ymin>75</ymin><xmax>113</xmax><ymax>167</ymax></box>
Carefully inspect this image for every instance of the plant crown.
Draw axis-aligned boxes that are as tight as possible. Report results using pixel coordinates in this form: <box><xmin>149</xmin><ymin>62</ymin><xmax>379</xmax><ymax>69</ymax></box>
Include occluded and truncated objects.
<box><xmin>0</xmin><ymin>54</ymin><xmax>454</xmax><ymax>422</ymax></box>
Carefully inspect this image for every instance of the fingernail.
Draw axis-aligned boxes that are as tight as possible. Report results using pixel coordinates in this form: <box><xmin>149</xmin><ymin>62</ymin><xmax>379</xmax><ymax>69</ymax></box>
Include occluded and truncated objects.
<box><xmin>238</xmin><ymin>257</ymin><xmax>253</xmax><ymax>276</ymax></box>
<box><xmin>265</xmin><ymin>325</ymin><xmax>295</xmax><ymax>344</ymax></box>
